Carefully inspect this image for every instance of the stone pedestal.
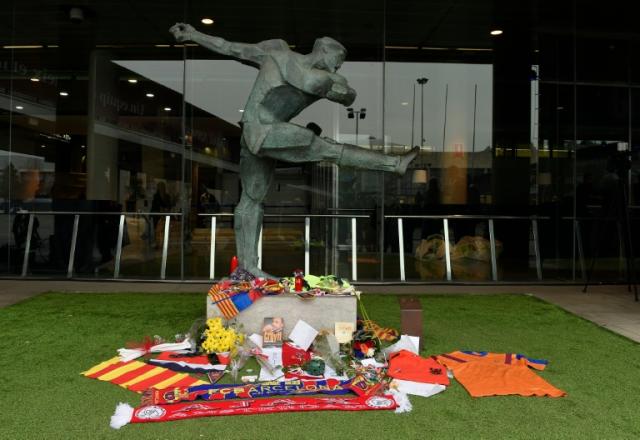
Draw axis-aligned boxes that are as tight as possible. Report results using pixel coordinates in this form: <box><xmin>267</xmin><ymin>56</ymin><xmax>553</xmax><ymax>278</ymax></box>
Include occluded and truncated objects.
<box><xmin>207</xmin><ymin>295</ymin><xmax>357</xmax><ymax>336</ymax></box>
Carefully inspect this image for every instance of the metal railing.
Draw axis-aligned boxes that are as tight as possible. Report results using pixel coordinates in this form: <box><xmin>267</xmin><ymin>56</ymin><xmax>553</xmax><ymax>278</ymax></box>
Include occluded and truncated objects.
<box><xmin>7</xmin><ymin>210</ymin><xmax>561</xmax><ymax>283</ymax></box>
<box><xmin>12</xmin><ymin>211</ymin><xmax>181</xmax><ymax>280</ymax></box>
<box><xmin>197</xmin><ymin>213</ymin><xmax>369</xmax><ymax>280</ymax></box>
<box><xmin>385</xmin><ymin>214</ymin><xmax>549</xmax><ymax>282</ymax></box>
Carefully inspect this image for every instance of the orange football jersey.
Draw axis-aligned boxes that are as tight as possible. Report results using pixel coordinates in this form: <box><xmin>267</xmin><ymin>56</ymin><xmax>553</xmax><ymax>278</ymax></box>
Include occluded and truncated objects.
<box><xmin>434</xmin><ymin>351</ymin><xmax>566</xmax><ymax>398</ymax></box>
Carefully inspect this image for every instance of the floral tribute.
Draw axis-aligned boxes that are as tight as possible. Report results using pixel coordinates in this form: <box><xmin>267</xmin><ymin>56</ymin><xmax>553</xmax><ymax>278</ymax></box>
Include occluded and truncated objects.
<box><xmin>201</xmin><ymin>318</ymin><xmax>245</xmax><ymax>355</ymax></box>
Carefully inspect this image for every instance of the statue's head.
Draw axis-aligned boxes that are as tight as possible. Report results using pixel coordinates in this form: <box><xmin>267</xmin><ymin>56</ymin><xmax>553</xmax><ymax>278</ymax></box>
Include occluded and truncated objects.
<box><xmin>312</xmin><ymin>37</ymin><xmax>347</xmax><ymax>72</ymax></box>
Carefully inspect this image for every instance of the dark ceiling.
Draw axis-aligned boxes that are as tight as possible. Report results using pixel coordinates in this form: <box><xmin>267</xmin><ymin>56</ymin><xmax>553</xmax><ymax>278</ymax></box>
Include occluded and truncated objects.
<box><xmin>1</xmin><ymin>1</ymin><xmax>639</xmax><ymax>165</ymax></box>
<box><xmin>2</xmin><ymin>1</ymin><xmax>639</xmax><ymax>52</ymax></box>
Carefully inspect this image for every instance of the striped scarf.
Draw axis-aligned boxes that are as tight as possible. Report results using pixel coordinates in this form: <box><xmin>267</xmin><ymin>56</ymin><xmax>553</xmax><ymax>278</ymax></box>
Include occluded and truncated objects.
<box><xmin>82</xmin><ymin>357</ymin><xmax>206</xmax><ymax>393</ymax></box>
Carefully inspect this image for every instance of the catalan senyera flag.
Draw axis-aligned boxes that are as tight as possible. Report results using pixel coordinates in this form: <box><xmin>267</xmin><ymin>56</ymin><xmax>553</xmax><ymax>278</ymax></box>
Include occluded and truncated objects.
<box><xmin>81</xmin><ymin>357</ymin><xmax>207</xmax><ymax>393</ymax></box>
<box><xmin>208</xmin><ymin>289</ymin><xmax>239</xmax><ymax>320</ymax></box>
<box><xmin>207</xmin><ymin>282</ymin><xmax>262</xmax><ymax>320</ymax></box>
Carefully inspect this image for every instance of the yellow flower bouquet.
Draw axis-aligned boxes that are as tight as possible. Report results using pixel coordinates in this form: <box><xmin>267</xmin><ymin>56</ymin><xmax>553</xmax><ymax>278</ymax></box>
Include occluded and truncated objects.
<box><xmin>201</xmin><ymin>318</ymin><xmax>245</xmax><ymax>361</ymax></box>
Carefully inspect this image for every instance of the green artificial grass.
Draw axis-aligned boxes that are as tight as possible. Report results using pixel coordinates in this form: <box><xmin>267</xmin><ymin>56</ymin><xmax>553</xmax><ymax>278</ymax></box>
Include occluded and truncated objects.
<box><xmin>1</xmin><ymin>292</ymin><xmax>639</xmax><ymax>439</ymax></box>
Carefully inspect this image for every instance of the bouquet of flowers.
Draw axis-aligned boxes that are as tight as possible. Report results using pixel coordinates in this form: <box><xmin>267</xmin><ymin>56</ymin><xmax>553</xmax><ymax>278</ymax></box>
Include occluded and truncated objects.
<box><xmin>352</xmin><ymin>329</ymin><xmax>379</xmax><ymax>359</ymax></box>
<box><xmin>201</xmin><ymin>318</ymin><xmax>245</xmax><ymax>357</ymax></box>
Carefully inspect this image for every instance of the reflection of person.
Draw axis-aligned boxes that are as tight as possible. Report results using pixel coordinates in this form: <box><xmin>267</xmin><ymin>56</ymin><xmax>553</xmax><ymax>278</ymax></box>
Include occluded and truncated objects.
<box><xmin>151</xmin><ymin>181</ymin><xmax>171</xmax><ymax>231</ymax></box>
<box><xmin>198</xmin><ymin>184</ymin><xmax>220</xmax><ymax>226</ymax></box>
<box><xmin>198</xmin><ymin>184</ymin><xmax>221</xmax><ymax>213</ymax></box>
<box><xmin>170</xmin><ymin>23</ymin><xmax>418</xmax><ymax>277</ymax></box>
<box><xmin>421</xmin><ymin>177</ymin><xmax>441</xmax><ymax>239</ymax></box>
<box><xmin>425</xmin><ymin>177</ymin><xmax>440</xmax><ymax>205</ymax></box>
<box><xmin>12</xmin><ymin>213</ymin><xmax>40</xmax><ymax>249</ymax></box>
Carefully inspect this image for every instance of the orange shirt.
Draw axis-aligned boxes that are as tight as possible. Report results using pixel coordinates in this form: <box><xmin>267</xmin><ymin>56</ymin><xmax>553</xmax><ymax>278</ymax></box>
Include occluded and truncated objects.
<box><xmin>387</xmin><ymin>350</ymin><xmax>450</xmax><ymax>386</ymax></box>
<box><xmin>434</xmin><ymin>351</ymin><xmax>566</xmax><ymax>398</ymax></box>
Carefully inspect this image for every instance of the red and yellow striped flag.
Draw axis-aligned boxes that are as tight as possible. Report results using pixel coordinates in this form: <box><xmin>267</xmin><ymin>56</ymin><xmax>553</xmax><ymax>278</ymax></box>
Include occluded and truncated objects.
<box><xmin>81</xmin><ymin>357</ymin><xmax>206</xmax><ymax>393</ymax></box>
<box><xmin>208</xmin><ymin>285</ymin><xmax>240</xmax><ymax>320</ymax></box>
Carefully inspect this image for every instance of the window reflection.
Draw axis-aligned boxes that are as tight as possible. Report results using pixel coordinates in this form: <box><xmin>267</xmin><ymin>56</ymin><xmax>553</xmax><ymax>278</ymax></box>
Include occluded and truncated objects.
<box><xmin>0</xmin><ymin>0</ymin><xmax>637</xmax><ymax>283</ymax></box>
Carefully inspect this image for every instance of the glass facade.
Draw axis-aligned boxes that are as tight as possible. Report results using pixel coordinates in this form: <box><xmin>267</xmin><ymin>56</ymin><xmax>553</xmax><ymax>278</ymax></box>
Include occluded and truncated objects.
<box><xmin>1</xmin><ymin>1</ymin><xmax>638</xmax><ymax>283</ymax></box>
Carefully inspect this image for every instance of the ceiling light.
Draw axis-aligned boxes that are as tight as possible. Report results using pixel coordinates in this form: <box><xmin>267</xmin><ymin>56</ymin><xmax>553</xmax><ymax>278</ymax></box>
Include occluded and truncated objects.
<box><xmin>41</xmin><ymin>144</ymin><xmax>46</xmax><ymax>148</ymax></box>
<box><xmin>163</xmin><ymin>107</ymin><xmax>172</xmax><ymax>111</ymax></box>
<box><xmin>30</xmin><ymin>77</ymin><xmax>40</xmax><ymax>82</ymax></box>
<box><xmin>81</xmin><ymin>145</ymin><xmax>86</xmax><ymax>149</ymax></box>
<box><xmin>127</xmin><ymin>78</ymin><xmax>138</xmax><ymax>83</ymax></box>
<box><xmin>69</xmin><ymin>7</ymin><xmax>85</xmax><ymax>23</ymax></box>
<box><xmin>490</xmin><ymin>29</ymin><xmax>503</xmax><ymax>36</ymax></box>
<box><xmin>401</xmin><ymin>102</ymin><xmax>409</xmax><ymax>106</ymax></box>
<box><xmin>201</xmin><ymin>18</ymin><xmax>214</xmax><ymax>25</ymax></box>
<box><xmin>238</xmin><ymin>109</ymin><xmax>244</xmax><ymax>112</ymax></box>
<box><xmin>456</xmin><ymin>47</ymin><xmax>493</xmax><ymax>52</ymax></box>
<box><xmin>385</xmin><ymin>45</ymin><xmax>419</xmax><ymax>50</ymax></box>
<box><xmin>2</xmin><ymin>45</ymin><xmax>43</xmax><ymax>49</ymax></box>
<box><xmin>59</xmin><ymin>91</ymin><xmax>69</xmax><ymax>96</ymax></box>
<box><xmin>146</xmin><ymin>93</ymin><xmax>154</xmax><ymax>98</ymax></box>
<box><xmin>15</xmin><ymin>105</ymin><xmax>24</xmax><ymax>110</ymax></box>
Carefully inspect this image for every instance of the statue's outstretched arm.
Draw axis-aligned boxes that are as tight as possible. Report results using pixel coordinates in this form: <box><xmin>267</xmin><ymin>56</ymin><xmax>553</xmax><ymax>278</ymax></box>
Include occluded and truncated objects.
<box><xmin>170</xmin><ymin>23</ymin><xmax>265</xmax><ymax>65</ymax></box>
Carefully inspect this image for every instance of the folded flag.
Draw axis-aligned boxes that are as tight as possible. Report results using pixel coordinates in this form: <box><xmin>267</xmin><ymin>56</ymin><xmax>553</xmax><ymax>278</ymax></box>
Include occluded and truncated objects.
<box><xmin>148</xmin><ymin>351</ymin><xmax>226</xmax><ymax>374</ymax></box>
<box><xmin>208</xmin><ymin>282</ymin><xmax>262</xmax><ymax>320</ymax></box>
<box><xmin>81</xmin><ymin>357</ymin><xmax>206</xmax><ymax>393</ymax></box>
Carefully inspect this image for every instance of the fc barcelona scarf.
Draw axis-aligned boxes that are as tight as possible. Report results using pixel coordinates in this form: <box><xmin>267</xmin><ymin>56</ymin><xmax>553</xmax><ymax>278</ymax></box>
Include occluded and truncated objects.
<box><xmin>111</xmin><ymin>394</ymin><xmax>398</xmax><ymax>428</ymax></box>
<box><xmin>143</xmin><ymin>378</ymin><xmax>350</xmax><ymax>405</ymax></box>
<box><xmin>82</xmin><ymin>357</ymin><xmax>207</xmax><ymax>393</ymax></box>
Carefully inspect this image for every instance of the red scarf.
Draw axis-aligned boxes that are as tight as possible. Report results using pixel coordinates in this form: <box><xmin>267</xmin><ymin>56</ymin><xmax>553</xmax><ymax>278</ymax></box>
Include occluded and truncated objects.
<box><xmin>111</xmin><ymin>394</ymin><xmax>397</xmax><ymax>428</ymax></box>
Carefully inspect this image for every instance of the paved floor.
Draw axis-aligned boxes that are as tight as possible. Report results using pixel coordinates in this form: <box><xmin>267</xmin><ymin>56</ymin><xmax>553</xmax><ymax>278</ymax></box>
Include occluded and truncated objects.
<box><xmin>1</xmin><ymin>279</ymin><xmax>638</xmax><ymax>342</ymax></box>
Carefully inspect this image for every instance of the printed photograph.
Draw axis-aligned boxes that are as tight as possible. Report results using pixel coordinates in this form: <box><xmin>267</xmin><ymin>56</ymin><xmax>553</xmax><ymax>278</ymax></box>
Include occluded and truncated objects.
<box><xmin>262</xmin><ymin>317</ymin><xmax>284</xmax><ymax>346</ymax></box>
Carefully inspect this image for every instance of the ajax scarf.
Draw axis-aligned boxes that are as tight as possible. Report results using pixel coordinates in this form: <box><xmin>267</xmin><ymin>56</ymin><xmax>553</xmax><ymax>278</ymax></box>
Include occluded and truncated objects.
<box><xmin>111</xmin><ymin>394</ymin><xmax>398</xmax><ymax>428</ymax></box>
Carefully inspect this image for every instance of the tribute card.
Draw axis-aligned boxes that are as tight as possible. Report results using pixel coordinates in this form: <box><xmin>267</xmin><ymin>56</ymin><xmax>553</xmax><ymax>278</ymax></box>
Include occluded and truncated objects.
<box><xmin>262</xmin><ymin>317</ymin><xmax>284</xmax><ymax>347</ymax></box>
<box><xmin>288</xmin><ymin>320</ymin><xmax>318</xmax><ymax>351</ymax></box>
<box><xmin>334</xmin><ymin>322</ymin><xmax>356</xmax><ymax>343</ymax></box>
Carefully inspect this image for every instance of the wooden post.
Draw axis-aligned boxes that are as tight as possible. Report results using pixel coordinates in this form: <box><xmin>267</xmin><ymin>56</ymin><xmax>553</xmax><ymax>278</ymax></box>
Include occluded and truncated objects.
<box><xmin>397</xmin><ymin>296</ymin><xmax>423</xmax><ymax>351</ymax></box>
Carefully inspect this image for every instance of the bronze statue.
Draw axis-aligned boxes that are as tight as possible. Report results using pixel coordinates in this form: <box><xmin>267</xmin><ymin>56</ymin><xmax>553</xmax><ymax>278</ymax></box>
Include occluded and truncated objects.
<box><xmin>170</xmin><ymin>24</ymin><xmax>418</xmax><ymax>277</ymax></box>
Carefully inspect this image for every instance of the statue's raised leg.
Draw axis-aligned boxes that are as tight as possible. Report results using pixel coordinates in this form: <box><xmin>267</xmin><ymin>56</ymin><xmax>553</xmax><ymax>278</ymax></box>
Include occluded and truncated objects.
<box><xmin>256</xmin><ymin>123</ymin><xmax>418</xmax><ymax>175</ymax></box>
<box><xmin>234</xmin><ymin>152</ymin><xmax>275</xmax><ymax>278</ymax></box>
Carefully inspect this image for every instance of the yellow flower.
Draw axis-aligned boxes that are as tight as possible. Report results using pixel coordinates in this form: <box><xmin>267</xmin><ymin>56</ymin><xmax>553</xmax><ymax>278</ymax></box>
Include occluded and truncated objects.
<box><xmin>201</xmin><ymin>320</ymin><xmax>245</xmax><ymax>354</ymax></box>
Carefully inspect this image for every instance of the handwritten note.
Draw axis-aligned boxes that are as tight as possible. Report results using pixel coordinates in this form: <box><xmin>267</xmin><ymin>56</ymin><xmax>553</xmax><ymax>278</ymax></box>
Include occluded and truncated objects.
<box><xmin>334</xmin><ymin>322</ymin><xmax>356</xmax><ymax>343</ymax></box>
